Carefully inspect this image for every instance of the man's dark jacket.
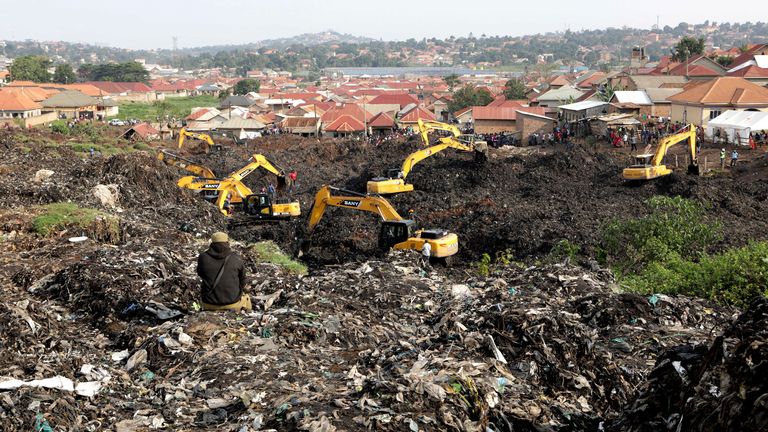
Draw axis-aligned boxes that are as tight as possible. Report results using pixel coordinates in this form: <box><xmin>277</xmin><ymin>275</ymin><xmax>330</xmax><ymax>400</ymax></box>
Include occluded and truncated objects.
<box><xmin>197</xmin><ymin>243</ymin><xmax>246</xmax><ymax>305</ymax></box>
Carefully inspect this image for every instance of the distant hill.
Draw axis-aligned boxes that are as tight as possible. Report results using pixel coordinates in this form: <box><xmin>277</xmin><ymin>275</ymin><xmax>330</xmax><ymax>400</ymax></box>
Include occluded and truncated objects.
<box><xmin>170</xmin><ymin>31</ymin><xmax>377</xmax><ymax>56</ymax></box>
<box><xmin>2</xmin><ymin>22</ymin><xmax>767</xmax><ymax>73</ymax></box>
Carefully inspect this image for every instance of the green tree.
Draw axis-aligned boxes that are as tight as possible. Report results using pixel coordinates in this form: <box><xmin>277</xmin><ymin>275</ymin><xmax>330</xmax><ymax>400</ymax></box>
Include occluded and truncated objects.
<box><xmin>672</xmin><ymin>36</ymin><xmax>705</xmax><ymax>61</ymax></box>
<box><xmin>447</xmin><ymin>85</ymin><xmax>493</xmax><ymax>112</ymax></box>
<box><xmin>52</xmin><ymin>63</ymin><xmax>76</xmax><ymax>84</ymax></box>
<box><xmin>9</xmin><ymin>55</ymin><xmax>52</xmax><ymax>82</ymax></box>
<box><xmin>714</xmin><ymin>55</ymin><xmax>734</xmax><ymax>67</ymax></box>
<box><xmin>233</xmin><ymin>79</ymin><xmax>261</xmax><ymax>95</ymax></box>
<box><xmin>78</xmin><ymin>62</ymin><xmax>149</xmax><ymax>82</ymax></box>
<box><xmin>597</xmin><ymin>82</ymin><xmax>625</xmax><ymax>102</ymax></box>
<box><xmin>153</xmin><ymin>100</ymin><xmax>172</xmax><ymax>120</ymax></box>
<box><xmin>503</xmin><ymin>78</ymin><xmax>527</xmax><ymax>100</ymax></box>
<box><xmin>443</xmin><ymin>73</ymin><xmax>461</xmax><ymax>91</ymax></box>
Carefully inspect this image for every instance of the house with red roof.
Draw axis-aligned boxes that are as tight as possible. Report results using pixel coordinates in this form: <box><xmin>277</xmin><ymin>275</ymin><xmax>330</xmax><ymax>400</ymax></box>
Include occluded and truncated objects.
<box><xmin>320</xmin><ymin>103</ymin><xmax>370</xmax><ymax>125</ymax></box>
<box><xmin>726</xmin><ymin>45</ymin><xmax>768</xmax><ymax>86</ymax></box>
<box><xmin>397</xmin><ymin>105</ymin><xmax>436</xmax><ymax>128</ymax></box>
<box><xmin>649</xmin><ymin>55</ymin><xmax>726</xmax><ymax>80</ymax></box>
<box><xmin>324</xmin><ymin>115</ymin><xmax>366</xmax><ymax>137</ymax></box>
<box><xmin>368</xmin><ymin>93</ymin><xmax>419</xmax><ymax>110</ymax></box>
<box><xmin>0</xmin><ymin>90</ymin><xmax>44</xmax><ymax>126</ymax></box>
<box><xmin>368</xmin><ymin>112</ymin><xmax>395</xmax><ymax>135</ymax></box>
<box><xmin>121</xmin><ymin>122</ymin><xmax>160</xmax><ymax>141</ymax></box>
<box><xmin>667</xmin><ymin>77</ymin><xmax>768</xmax><ymax>126</ymax></box>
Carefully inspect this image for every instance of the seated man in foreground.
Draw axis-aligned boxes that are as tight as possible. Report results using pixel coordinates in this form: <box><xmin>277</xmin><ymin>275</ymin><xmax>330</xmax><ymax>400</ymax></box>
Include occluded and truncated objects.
<box><xmin>197</xmin><ymin>232</ymin><xmax>252</xmax><ymax>312</ymax></box>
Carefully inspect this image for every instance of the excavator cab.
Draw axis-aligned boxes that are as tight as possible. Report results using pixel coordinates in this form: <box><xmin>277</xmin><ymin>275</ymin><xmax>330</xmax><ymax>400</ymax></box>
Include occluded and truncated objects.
<box><xmin>245</xmin><ymin>194</ymin><xmax>274</xmax><ymax>217</ymax></box>
<box><xmin>379</xmin><ymin>220</ymin><xmax>415</xmax><ymax>249</ymax></box>
<box><xmin>243</xmin><ymin>193</ymin><xmax>302</xmax><ymax>220</ymax></box>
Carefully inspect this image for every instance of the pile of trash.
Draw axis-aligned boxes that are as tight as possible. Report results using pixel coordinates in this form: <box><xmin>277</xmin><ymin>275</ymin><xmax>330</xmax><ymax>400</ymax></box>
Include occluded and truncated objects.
<box><xmin>610</xmin><ymin>297</ymin><xmax>768</xmax><ymax>432</ymax></box>
<box><xmin>3</xmin><ymin>248</ymin><xmax>737</xmax><ymax>431</ymax></box>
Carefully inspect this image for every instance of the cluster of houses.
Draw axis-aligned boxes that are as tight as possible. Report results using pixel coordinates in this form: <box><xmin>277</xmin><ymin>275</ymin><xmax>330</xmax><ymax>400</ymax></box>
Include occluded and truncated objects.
<box><xmin>2</xmin><ymin>44</ymin><xmax>768</xmax><ymax>145</ymax></box>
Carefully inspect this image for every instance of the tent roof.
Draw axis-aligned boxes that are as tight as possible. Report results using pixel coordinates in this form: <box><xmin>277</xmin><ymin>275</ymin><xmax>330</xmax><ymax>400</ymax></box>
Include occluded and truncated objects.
<box><xmin>558</xmin><ymin>101</ymin><xmax>608</xmax><ymax>111</ymax></box>
<box><xmin>708</xmin><ymin>110</ymin><xmax>768</xmax><ymax>131</ymax></box>
<box><xmin>611</xmin><ymin>91</ymin><xmax>653</xmax><ymax>105</ymax></box>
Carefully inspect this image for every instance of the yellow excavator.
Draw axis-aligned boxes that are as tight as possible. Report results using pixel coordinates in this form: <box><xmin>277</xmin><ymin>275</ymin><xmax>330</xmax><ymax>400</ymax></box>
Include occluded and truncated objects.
<box><xmin>623</xmin><ymin>124</ymin><xmax>699</xmax><ymax>180</ymax></box>
<box><xmin>367</xmin><ymin>119</ymin><xmax>487</xmax><ymax>194</ymax></box>
<box><xmin>157</xmin><ymin>150</ymin><xmax>217</xmax><ymax>182</ymax></box>
<box><xmin>302</xmin><ymin>185</ymin><xmax>459</xmax><ymax>258</ymax></box>
<box><xmin>180</xmin><ymin>154</ymin><xmax>301</xmax><ymax>219</ymax></box>
<box><xmin>177</xmin><ymin>127</ymin><xmax>220</xmax><ymax>152</ymax></box>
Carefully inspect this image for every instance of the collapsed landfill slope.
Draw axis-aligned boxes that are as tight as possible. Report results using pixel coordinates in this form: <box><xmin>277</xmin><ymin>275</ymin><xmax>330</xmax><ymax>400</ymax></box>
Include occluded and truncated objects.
<box><xmin>0</xmin><ymin>134</ymin><xmax>765</xmax><ymax>431</ymax></box>
<box><xmin>215</xmin><ymin>136</ymin><xmax>768</xmax><ymax>264</ymax></box>
<box><xmin>610</xmin><ymin>298</ymin><xmax>768</xmax><ymax>432</ymax></box>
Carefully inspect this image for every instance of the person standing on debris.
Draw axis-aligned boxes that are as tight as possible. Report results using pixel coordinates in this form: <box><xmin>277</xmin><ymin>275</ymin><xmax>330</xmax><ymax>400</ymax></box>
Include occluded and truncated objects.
<box><xmin>731</xmin><ymin>149</ymin><xmax>739</xmax><ymax>168</ymax></box>
<box><xmin>720</xmin><ymin>148</ymin><xmax>727</xmax><ymax>169</ymax></box>
<box><xmin>288</xmin><ymin>170</ymin><xmax>298</xmax><ymax>194</ymax></box>
<box><xmin>420</xmin><ymin>241</ymin><xmax>431</xmax><ymax>269</ymax></box>
<box><xmin>197</xmin><ymin>232</ymin><xmax>252</xmax><ymax>312</ymax></box>
<box><xmin>630</xmin><ymin>132</ymin><xmax>638</xmax><ymax>152</ymax></box>
<box><xmin>267</xmin><ymin>183</ymin><xmax>276</xmax><ymax>201</ymax></box>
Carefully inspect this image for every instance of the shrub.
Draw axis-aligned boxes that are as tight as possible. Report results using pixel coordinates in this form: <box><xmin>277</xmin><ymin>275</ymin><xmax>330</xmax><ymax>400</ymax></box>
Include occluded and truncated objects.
<box><xmin>624</xmin><ymin>242</ymin><xmax>768</xmax><ymax>308</ymax></box>
<box><xmin>50</xmin><ymin>120</ymin><xmax>69</xmax><ymax>135</ymax></box>
<box><xmin>71</xmin><ymin>122</ymin><xmax>103</xmax><ymax>140</ymax></box>
<box><xmin>250</xmin><ymin>241</ymin><xmax>307</xmax><ymax>275</ymax></box>
<box><xmin>547</xmin><ymin>239</ymin><xmax>581</xmax><ymax>263</ymax></box>
<box><xmin>601</xmin><ymin>196</ymin><xmax>721</xmax><ymax>275</ymax></box>
<box><xmin>474</xmin><ymin>249</ymin><xmax>524</xmax><ymax>276</ymax></box>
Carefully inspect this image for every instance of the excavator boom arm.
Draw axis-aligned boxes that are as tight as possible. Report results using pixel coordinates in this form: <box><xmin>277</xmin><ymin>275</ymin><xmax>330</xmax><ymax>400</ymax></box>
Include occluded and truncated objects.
<box><xmin>399</xmin><ymin>140</ymin><xmax>472</xmax><ymax>179</ymax></box>
<box><xmin>652</xmin><ymin>125</ymin><xmax>696</xmax><ymax>167</ymax></box>
<box><xmin>306</xmin><ymin>186</ymin><xmax>402</xmax><ymax>235</ymax></box>
<box><xmin>177</xmin><ymin>127</ymin><xmax>215</xmax><ymax>149</ymax></box>
<box><xmin>417</xmin><ymin>119</ymin><xmax>462</xmax><ymax>147</ymax></box>
<box><xmin>158</xmin><ymin>151</ymin><xmax>216</xmax><ymax>178</ymax></box>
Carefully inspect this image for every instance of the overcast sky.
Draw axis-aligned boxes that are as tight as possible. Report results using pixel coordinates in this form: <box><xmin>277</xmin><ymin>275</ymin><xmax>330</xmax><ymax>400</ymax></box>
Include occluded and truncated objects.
<box><xmin>1</xmin><ymin>0</ymin><xmax>763</xmax><ymax>50</ymax></box>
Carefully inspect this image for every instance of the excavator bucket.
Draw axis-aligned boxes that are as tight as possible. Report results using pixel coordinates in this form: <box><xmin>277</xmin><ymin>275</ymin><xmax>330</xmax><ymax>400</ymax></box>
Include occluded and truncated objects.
<box><xmin>687</xmin><ymin>164</ymin><xmax>700</xmax><ymax>176</ymax></box>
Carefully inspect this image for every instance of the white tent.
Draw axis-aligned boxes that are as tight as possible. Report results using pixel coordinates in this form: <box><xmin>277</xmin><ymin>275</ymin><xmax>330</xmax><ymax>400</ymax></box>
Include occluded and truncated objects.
<box><xmin>707</xmin><ymin>110</ymin><xmax>768</xmax><ymax>146</ymax></box>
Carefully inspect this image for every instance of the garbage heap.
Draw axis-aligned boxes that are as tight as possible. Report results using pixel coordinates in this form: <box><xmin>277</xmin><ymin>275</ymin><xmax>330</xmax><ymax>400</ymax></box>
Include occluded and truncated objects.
<box><xmin>610</xmin><ymin>297</ymin><xmax>768</xmax><ymax>432</ymax></box>
<box><xmin>1</xmin><ymin>252</ymin><xmax>735</xmax><ymax>431</ymax></box>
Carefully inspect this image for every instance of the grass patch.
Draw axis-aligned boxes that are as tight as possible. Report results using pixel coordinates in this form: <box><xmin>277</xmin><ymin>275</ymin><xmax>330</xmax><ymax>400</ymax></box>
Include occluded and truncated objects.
<box><xmin>250</xmin><ymin>241</ymin><xmax>307</xmax><ymax>275</ymax></box>
<box><xmin>33</xmin><ymin>202</ymin><xmax>120</xmax><ymax>242</ymax></box>
<box><xmin>115</xmin><ymin>96</ymin><xmax>219</xmax><ymax>121</ymax></box>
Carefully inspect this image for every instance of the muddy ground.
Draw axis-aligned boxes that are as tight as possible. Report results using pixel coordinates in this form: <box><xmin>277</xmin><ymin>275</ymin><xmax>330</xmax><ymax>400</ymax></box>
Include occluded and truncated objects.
<box><xmin>195</xmin><ymin>134</ymin><xmax>768</xmax><ymax>266</ymax></box>
<box><xmin>0</xmin><ymin>129</ymin><xmax>766</xmax><ymax>431</ymax></box>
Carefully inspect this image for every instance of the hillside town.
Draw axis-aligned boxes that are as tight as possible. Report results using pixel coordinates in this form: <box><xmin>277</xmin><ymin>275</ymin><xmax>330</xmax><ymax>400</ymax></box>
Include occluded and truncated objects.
<box><xmin>1</xmin><ymin>13</ymin><xmax>768</xmax><ymax>432</ymax></box>
<box><xmin>2</xmin><ymin>41</ymin><xmax>768</xmax><ymax>147</ymax></box>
